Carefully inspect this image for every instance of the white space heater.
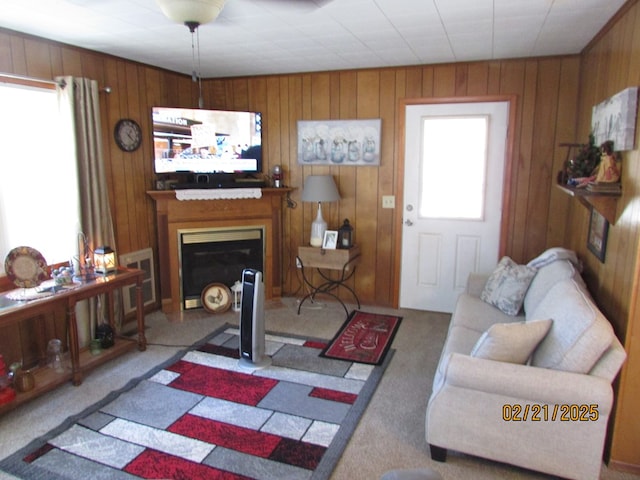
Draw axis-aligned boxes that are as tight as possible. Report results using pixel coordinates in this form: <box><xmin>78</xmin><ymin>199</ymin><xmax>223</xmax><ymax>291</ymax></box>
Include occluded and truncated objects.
<box><xmin>238</xmin><ymin>268</ymin><xmax>271</xmax><ymax>369</ymax></box>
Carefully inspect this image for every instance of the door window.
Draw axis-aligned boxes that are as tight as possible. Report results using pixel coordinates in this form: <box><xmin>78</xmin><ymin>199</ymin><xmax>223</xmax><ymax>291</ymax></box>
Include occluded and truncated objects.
<box><xmin>419</xmin><ymin>116</ymin><xmax>488</xmax><ymax>219</ymax></box>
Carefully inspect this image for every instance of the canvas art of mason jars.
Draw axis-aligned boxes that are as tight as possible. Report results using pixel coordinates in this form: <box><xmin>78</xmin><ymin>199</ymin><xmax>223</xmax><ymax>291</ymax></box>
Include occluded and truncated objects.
<box><xmin>298</xmin><ymin>119</ymin><xmax>381</xmax><ymax>166</ymax></box>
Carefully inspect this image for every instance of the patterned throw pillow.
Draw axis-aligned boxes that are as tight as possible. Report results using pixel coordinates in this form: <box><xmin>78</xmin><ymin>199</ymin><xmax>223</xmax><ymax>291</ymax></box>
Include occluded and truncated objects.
<box><xmin>481</xmin><ymin>256</ymin><xmax>537</xmax><ymax>315</ymax></box>
<box><xmin>470</xmin><ymin>319</ymin><xmax>553</xmax><ymax>364</ymax></box>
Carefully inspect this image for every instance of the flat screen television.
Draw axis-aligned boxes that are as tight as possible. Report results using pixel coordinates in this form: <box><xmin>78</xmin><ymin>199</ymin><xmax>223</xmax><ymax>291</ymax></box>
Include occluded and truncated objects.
<box><xmin>151</xmin><ymin>106</ymin><xmax>262</xmax><ymax>175</ymax></box>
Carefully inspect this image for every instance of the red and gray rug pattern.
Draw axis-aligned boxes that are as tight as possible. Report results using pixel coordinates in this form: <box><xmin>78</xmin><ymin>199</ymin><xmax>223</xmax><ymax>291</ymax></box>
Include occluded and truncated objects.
<box><xmin>0</xmin><ymin>325</ymin><xmax>392</xmax><ymax>480</ymax></box>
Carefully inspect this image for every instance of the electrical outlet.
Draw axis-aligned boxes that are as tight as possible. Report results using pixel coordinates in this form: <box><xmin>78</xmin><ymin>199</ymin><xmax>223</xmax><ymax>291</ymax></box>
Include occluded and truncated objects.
<box><xmin>382</xmin><ymin>195</ymin><xmax>395</xmax><ymax>209</ymax></box>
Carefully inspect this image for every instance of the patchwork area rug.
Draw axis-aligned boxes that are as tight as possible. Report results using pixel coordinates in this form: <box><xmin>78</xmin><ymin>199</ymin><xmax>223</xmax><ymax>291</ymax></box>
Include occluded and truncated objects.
<box><xmin>321</xmin><ymin>310</ymin><xmax>402</xmax><ymax>365</ymax></box>
<box><xmin>0</xmin><ymin>324</ymin><xmax>392</xmax><ymax>480</ymax></box>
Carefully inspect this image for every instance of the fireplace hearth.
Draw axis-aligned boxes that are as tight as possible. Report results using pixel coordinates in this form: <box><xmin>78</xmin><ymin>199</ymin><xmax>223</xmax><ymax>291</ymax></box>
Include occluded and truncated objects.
<box><xmin>179</xmin><ymin>227</ymin><xmax>264</xmax><ymax>309</ymax></box>
<box><xmin>148</xmin><ymin>189</ymin><xmax>290</xmax><ymax>313</ymax></box>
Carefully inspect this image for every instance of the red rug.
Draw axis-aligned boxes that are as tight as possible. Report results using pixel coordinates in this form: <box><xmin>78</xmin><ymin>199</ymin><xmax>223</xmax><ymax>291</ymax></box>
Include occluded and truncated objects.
<box><xmin>321</xmin><ymin>310</ymin><xmax>402</xmax><ymax>365</ymax></box>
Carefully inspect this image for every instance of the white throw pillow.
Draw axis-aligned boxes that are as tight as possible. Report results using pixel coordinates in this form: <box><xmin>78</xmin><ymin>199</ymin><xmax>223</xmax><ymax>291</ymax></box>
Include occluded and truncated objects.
<box><xmin>527</xmin><ymin>247</ymin><xmax>583</xmax><ymax>271</ymax></box>
<box><xmin>481</xmin><ymin>256</ymin><xmax>537</xmax><ymax>315</ymax></box>
<box><xmin>470</xmin><ymin>319</ymin><xmax>553</xmax><ymax>364</ymax></box>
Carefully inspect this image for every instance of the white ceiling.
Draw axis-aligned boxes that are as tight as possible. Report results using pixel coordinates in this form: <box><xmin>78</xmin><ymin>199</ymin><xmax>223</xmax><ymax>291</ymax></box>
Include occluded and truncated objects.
<box><xmin>0</xmin><ymin>0</ymin><xmax>627</xmax><ymax>79</ymax></box>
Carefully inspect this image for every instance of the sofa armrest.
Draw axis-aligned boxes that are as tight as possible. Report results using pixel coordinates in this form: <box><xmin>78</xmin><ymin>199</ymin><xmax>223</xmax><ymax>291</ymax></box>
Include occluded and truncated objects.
<box><xmin>466</xmin><ymin>273</ymin><xmax>489</xmax><ymax>297</ymax></box>
<box><xmin>439</xmin><ymin>353</ymin><xmax>613</xmax><ymax>412</ymax></box>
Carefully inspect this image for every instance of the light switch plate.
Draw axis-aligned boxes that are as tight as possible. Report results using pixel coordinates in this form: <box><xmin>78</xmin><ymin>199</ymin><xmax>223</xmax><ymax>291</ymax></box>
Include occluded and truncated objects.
<box><xmin>382</xmin><ymin>195</ymin><xmax>395</xmax><ymax>209</ymax></box>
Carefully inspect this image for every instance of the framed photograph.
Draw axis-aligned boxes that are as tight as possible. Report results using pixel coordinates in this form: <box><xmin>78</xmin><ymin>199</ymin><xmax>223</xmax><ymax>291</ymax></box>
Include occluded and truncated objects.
<box><xmin>587</xmin><ymin>208</ymin><xmax>609</xmax><ymax>263</ymax></box>
<box><xmin>297</xmin><ymin>118</ymin><xmax>381</xmax><ymax>166</ymax></box>
<box><xmin>322</xmin><ymin>230</ymin><xmax>338</xmax><ymax>250</ymax></box>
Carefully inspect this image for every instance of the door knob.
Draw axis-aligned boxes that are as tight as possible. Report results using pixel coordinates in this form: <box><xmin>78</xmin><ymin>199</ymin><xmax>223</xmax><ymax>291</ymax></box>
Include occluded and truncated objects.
<box><xmin>405</xmin><ymin>219</ymin><xmax>413</xmax><ymax>226</ymax></box>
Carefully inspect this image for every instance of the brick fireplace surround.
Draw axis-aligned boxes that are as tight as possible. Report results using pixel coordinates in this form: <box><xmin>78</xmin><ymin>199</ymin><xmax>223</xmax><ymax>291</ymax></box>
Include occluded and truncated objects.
<box><xmin>147</xmin><ymin>189</ymin><xmax>291</xmax><ymax>313</ymax></box>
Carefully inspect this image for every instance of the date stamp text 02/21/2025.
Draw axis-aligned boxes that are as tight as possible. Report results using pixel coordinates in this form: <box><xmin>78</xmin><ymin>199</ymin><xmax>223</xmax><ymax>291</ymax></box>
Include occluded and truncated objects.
<box><xmin>502</xmin><ymin>404</ymin><xmax>599</xmax><ymax>422</ymax></box>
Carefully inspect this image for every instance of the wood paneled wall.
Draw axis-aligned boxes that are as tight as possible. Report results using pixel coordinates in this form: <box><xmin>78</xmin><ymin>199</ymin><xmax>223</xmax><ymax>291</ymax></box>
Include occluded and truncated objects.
<box><xmin>575</xmin><ymin>0</ymin><xmax>640</xmax><ymax>471</ymax></box>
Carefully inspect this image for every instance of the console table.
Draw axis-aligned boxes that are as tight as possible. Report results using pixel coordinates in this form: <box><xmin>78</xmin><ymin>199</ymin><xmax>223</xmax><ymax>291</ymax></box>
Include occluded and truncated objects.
<box><xmin>297</xmin><ymin>245</ymin><xmax>361</xmax><ymax>317</ymax></box>
<box><xmin>0</xmin><ymin>268</ymin><xmax>146</xmax><ymax>414</ymax></box>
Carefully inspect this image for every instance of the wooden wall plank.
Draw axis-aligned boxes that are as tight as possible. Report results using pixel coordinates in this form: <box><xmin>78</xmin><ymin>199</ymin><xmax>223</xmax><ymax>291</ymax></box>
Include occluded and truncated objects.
<box><xmin>24</xmin><ymin>39</ymin><xmax>52</xmax><ymax>79</ymax></box>
<box><xmin>547</xmin><ymin>57</ymin><xmax>580</xmax><ymax>248</ymax></box>
<box><xmin>467</xmin><ymin>62</ymin><xmax>489</xmax><ymax>96</ymax></box>
<box><xmin>375</xmin><ymin>69</ymin><xmax>398</xmax><ymax>305</ymax></box>
<box><xmin>353</xmin><ymin>70</ymin><xmax>380</xmax><ymax>301</ymax></box>
<box><xmin>9</xmin><ymin>35</ymin><xmax>27</xmax><ymax>75</ymax></box>
<box><xmin>0</xmin><ymin>32</ymin><xmax>13</xmax><ymax>72</ymax></box>
<box><xmin>59</xmin><ymin>47</ymin><xmax>83</xmax><ymax>78</ymax></box>
<box><xmin>500</xmin><ymin>60</ymin><xmax>529</xmax><ymax>260</ymax></box>
<box><xmin>525</xmin><ymin>58</ymin><xmax>561</xmax><ymax>260</ymax></box>
<box><xmin>433</xmin><ymin>64</ymin><xmax>456</xmax><ymax>97</ymax></box>
<box><xmin>404</xmin><ymin>66</ymin><xmax>423</xmax><ymax>98</ymax></box>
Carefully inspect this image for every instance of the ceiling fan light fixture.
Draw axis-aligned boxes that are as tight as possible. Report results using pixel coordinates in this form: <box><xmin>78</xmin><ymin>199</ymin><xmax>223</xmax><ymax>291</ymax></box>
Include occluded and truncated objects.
<box><xmin>156</xmin><ymin>0</ymin><xmax>226</xmax><ymax>26</ymax></box>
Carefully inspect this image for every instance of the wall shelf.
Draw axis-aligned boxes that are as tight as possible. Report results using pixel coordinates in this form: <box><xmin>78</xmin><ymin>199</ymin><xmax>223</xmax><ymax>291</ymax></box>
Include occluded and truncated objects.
<box><xmin>555</xmin><ymin>183</ymin><xmax>620</xmax><ymax>224</ymax></box>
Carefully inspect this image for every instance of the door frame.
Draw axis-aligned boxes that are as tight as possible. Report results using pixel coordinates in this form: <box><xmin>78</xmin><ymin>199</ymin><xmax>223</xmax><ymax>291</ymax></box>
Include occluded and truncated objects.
<box><xmin>391</xmin><ymin>95</ymin><xmax>518</xmax><ymax>308</ymax></box>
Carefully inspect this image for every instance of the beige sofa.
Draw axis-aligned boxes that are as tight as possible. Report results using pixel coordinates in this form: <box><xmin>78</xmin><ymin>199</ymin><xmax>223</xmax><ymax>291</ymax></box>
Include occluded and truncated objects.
<box><xmin>426</xmin><ymin>249</ymin><xmax>626</xmax><ymax>480</ymax></box>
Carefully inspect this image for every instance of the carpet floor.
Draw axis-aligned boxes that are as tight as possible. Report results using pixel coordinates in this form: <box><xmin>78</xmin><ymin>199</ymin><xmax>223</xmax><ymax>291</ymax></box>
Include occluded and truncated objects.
<box><xmin>0</xmin><ymin>297</ymin><xmax>638</xmax><ymax>480</ymax></box>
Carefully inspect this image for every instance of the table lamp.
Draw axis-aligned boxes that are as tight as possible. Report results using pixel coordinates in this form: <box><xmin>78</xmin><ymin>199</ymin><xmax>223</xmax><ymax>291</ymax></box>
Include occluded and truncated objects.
<box><xmin>301</xmin><ymin>175</ymin><xmax>340</xmax><ymax>247</ymax></box>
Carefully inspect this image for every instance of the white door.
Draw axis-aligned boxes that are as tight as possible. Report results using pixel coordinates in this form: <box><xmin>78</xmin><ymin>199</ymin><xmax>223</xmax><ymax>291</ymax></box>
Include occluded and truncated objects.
<box><xmin>400</xmin><ymin>101</ymin><xmax>509</xmax><ymax>313</ymax></box>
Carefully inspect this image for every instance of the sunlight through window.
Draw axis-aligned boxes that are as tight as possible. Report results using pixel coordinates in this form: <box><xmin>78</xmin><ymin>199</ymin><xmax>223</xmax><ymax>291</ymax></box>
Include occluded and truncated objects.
<box><xmin>419</xmin><ymin>116</ymin><xmax>488</xmax><ymax>219</ymax></box>
<box><xmin>0</xmin><ymin>82</ymin><xmax>80</xmax><ymax>275</ymax></box>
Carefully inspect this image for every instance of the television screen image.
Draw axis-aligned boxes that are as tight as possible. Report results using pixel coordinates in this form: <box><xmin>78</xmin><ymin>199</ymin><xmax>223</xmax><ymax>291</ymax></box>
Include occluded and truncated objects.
<box><xmin>152</xmin><ymin>107</ymin><xmax>262</xmax><ymax>175</ymax></box>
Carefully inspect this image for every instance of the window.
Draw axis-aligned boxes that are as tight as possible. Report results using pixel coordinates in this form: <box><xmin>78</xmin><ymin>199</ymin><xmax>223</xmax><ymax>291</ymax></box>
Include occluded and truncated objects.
<box><xmin>0</xmin><ymin>81</ymin><xmax>80</xmax><ymax>276</ymax></box>
<box><xmin>419</xmin><ymin>116</ymin><xmax>488</xmax><ymax>219</ymax></box>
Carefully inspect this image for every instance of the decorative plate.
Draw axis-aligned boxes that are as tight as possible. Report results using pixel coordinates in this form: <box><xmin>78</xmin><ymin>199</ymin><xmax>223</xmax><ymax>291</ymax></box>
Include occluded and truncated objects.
<box><xmin>4</xmin><ymin>246</ymin><xmax>49</xmax><ymax>288</ymax></box>
<box><xmin>201</xmin><ymin>282</ymin><xmax>232</xmax><ymax>314</ymax></box>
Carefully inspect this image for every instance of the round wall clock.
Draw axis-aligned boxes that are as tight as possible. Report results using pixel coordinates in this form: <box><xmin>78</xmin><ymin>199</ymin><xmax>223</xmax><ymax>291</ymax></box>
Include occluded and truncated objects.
<box><xmin>114</xmin><ymin>118</ymin><xmax>142</xmax><ymax>152</ymax></box>
<box><xmin>201</xmin><ymin>282</ymin><xmax>232</xmax><ymax>314</ymax></box>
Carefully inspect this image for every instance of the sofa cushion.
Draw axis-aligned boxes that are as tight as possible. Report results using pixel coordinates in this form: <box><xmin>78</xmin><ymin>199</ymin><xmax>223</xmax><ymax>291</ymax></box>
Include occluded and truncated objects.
<box><xmin>431</xmin><ymin>323</ymin><xmax>485</xmax><ymax>393</ymax></box>
<box><xmin>470</xmin><ymin>319</ymin><xmax>552</xmax><ymax>364</ymax></box>
<box><xmin>523</xmin><ymin>259</ymin><xmax>583</xmax><ymax>316</ymax></box>
<box><xmin>450</xmin><ymin>293</ymin><xmax>521</xmax><ymax>334</ymax></box>
<box><xmin>481</xmin><ymin>256</ymin><xmax>537</xmax><ymax>315</ymax></box>
<box><xmin>529</xmin><ymin>278</ymin><xmax>614</xmax><ymax>373</ymax></box>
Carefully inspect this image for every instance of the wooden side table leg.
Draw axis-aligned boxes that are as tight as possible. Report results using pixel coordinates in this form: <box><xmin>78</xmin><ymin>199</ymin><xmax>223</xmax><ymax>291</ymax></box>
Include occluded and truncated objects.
<box><xmin>67</xmin><ymin>299</ymin><xmax>81</xmax><ymax>386</ymax></box>
<box><xmin>106</xmin><ymin>291</ymin><xmax>115</xmax><ymax>331</ymax></box>
<box><xmin>136</xmin><ymin>276</ymin><xmax>147</xmax><ymax>351</ymax></box>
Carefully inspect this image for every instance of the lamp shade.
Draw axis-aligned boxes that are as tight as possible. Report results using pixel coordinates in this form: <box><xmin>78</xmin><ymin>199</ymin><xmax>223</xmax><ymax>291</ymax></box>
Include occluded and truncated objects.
<box><xmin>301</xmin><ymin>175</ymin><xmax>340</xmax><ymax>203</ymax></box>
<box><xmin>156</xmin><ymin>0</ymin><xmax>226</xmax><ymax>25</ymax></box>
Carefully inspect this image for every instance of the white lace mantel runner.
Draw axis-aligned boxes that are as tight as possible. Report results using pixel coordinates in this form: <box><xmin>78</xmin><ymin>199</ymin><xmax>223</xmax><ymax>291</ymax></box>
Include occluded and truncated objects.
<box><xmin>175</xmin><ymin>188</ymin><xmax>262</xmax><ymax>201</ymax></box>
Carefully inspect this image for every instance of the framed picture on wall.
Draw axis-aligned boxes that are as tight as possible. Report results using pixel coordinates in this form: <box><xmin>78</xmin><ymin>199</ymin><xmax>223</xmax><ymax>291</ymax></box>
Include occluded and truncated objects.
<box><xmin>591</xmin><ymin>86</ymin><xmax>639</xmax><ymax>151</ymax></box>
<box><xmin>587</xmin><ymin>208</ymin><xmax>609</xmax><ymax>263</ymax></box>
<box><xmin>297</xmin><ymin>118</ymin><xmax>382</xmax><ymax>166</ymax></box>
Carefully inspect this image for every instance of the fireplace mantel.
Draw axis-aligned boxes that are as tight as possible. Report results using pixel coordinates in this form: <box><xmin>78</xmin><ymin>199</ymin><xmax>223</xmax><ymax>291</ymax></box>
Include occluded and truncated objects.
<box><xmin>147</xmin><ymin>189</ymin><xmax>292</xmax><ymax>313</ymax></box>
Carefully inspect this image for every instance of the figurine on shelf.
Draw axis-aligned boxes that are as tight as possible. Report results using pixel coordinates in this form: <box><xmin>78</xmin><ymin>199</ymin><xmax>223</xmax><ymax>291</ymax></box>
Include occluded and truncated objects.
<box><xmin>570</xmin><ymin>140</ymin><xmax>621</xmax><ymax>188</ymax></box>
<box><xmin>594</xmin><ymin>140</ymin><xmax>621</xmax><ymax>183</ymax></box>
